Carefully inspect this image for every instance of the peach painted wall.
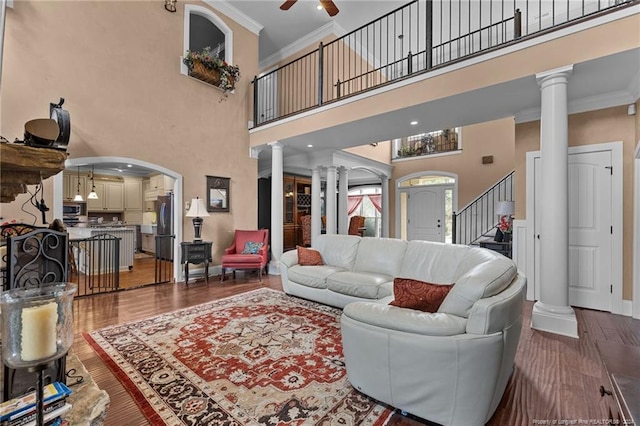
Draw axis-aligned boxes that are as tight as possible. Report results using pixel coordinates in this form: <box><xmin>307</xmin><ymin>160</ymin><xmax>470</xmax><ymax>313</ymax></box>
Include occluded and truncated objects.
<box><xmin>344</xmin><ymin>141</ymin><xmax>392</xmax><ymax>164</ymax></box>
<box><xmin>0</xmin><ymin>1</ymin><xmax>259</xmax><ymax>263</ymax></box>
<box><xmin>250</xmin><ymin>14</ymin><xmax>640</xmax><ymax>148</ymax></box>
<box><xmin>265</xmin><ymin>34</ymin><xmax>385</xmax><ymax>126</ymax></box>
<box><xmin>390</xmin><ymin>117</ymin><xmax>515</xmax><ymax>236</ymax></box>
<box><xmin>515</xmin><ymin>105</ymin><xmax>636</xmax><ymax>300</ymax></box>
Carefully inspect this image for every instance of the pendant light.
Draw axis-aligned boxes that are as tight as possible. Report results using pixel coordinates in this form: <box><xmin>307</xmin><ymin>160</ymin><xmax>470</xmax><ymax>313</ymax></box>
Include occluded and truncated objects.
<box><xmin>73</xmin><ymin>166</ymin><xmax>84</xmax><ymax>202</ymax></box>
<box><xmin>87</xmin><ymin>165</ymin><xmax>99</xmax><ymax>200</ymax></box>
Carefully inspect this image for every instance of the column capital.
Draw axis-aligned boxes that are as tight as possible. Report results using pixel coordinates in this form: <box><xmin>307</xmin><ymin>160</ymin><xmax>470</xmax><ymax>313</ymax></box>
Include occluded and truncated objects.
<box><xmin>268</xmin><ymin>141</ymin><xmax>283</xmax><ymax>149</ymax></box>
<box><xmin>326</xmin><ymin>165</ymin><xmax>337</xmax><ymax>171</ymax></box>
<box><xmin>536</xmin><ymin>64</ymin><xmax>573</xmax><ymax>88</ymax></box>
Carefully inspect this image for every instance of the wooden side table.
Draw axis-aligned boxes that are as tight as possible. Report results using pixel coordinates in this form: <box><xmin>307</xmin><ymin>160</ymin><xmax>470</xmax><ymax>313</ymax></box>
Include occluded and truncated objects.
<box><xmin>180</xmin><ymin>241</ymin><xmax>212</xmax><ymax>284</ymax></box>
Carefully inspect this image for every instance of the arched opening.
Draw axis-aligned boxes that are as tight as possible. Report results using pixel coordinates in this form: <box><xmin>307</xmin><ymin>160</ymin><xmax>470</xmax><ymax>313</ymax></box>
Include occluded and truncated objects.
<box><xmin>53</xmin><ymin>156</ymin><xmax>183</xmax><ymax>282</ymax></box>
<box><xmin>181</xmin><ymin>4</ymin><xmax>233</xmax><ymax>75</ymax></box>
<box><xmin>396</xmin><ymin>172</ymin><xmax>458</xmax><ymax>243</ymax></box>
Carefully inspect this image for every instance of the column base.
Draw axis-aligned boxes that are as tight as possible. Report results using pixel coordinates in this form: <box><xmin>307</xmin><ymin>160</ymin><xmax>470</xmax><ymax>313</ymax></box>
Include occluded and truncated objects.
<box><xmin>268</xmin><ymin>260</ymin><xmax>281</xmax><ymax>275</ymax></box>
<box><xmin>531</xmin><ymin>301</ymin><xmax>579</xmax><ymax>338</ymax></box>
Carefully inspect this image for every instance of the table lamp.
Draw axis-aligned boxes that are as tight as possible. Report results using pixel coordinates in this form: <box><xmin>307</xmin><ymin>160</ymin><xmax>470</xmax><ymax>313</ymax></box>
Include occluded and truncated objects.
<box><xmin>495</xmin><ymin>200</ymin><xmax>515</xmax><ymax>218</ymax></box>
<box><xmin>186</xmin><ymin>197</ymin><xmax>210</xmax><ymax>241</ymax></box>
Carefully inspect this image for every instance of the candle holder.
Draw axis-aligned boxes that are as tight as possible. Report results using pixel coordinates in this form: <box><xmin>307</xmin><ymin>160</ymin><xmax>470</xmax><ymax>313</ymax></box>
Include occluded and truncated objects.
<box><xmin>1</xmin><ymin>283</ymin><xmax>77</xmax><ymax>426</ymax></box>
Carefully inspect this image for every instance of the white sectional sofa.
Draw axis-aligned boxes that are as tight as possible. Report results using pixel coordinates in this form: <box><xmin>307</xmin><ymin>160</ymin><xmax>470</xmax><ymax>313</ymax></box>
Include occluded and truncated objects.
<box><xmin>280</xmin><ymin>234</ymin><xmax>526</xmax><ymax>426</ymax></box>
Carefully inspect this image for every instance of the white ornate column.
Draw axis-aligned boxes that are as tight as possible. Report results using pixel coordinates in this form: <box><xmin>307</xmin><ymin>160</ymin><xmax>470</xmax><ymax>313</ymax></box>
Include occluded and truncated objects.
<box><xmin>381</xmin><ymin>174</ymin><xmax>390</xmax><ymax>238</ymax></box>
<box><xmin>325</xmin><ymin>166</ymin><xmax>337</xmax><ymax>234</ymax></box>
<box><xmin>311</xmin><ymin>167</ymin><xmax>322</xmax><ymax>245</ymax></box>
<box><xmin>269</xmin><ymin>142</ymin><xmax>284</xmax><ymax>274</ymax></box>
<box><xmin>338</xmin><ymin>167</ymin><xmax>349</xmax><ymax>234</ymax></box>
<box><xmin>531</xmin><ymin>65</ymin><xmax>578</xmax><ymax>338</ymax></box>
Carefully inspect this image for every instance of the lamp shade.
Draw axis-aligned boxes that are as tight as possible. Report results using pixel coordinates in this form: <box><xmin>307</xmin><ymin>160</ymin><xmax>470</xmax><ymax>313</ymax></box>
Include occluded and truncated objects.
<box><xmin>186</xmin><ymin>198</ymin><xmax>210</xmax><ymax>218</ymax></box>
<box><xmin>495</xmin><ymin>201</ymin><xmax>515</xmax><ymax>216</ymax></box>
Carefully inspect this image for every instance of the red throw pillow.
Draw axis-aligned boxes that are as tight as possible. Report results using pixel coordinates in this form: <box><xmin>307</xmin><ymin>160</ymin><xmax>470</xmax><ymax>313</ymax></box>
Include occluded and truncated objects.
<box><xmin>389</xmin><ymin>278</ymin><xmax>453</xmax><ymax>313</ymax></box>
<box><xmin>297</xmin><ymin>246</ymin><xmax>324</xmax><ymax>266</ymax></box>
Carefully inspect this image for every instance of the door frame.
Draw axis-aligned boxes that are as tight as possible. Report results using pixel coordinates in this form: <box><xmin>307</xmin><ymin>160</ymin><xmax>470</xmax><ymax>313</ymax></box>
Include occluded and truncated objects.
<box><xmin>395</xmin><ymin>171</ymin><xmax>458</xmax><ymax>241</ymax></box>
<box><xmin>525</xmin><ymin>141</ymin><xmax>623</xmax><ymax>314</ymax></box>
<box><xmin>53</xmin><ymin>156</ymin><xmax>184</xmax><ymax>283</ymax></box>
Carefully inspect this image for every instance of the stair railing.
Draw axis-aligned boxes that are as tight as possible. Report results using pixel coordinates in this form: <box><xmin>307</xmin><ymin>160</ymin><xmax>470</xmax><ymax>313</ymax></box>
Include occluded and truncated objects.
<box><xmin>452</xmin><ymin>171</ymin><xmax>514</xmax><ymax>245</ymax></box>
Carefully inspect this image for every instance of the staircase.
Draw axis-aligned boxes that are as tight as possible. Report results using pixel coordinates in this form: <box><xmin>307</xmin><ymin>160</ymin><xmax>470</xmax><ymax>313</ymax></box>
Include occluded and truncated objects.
<box><xmin>453</xmin><ymin>171</ymin><xmax>514</xmax><ymax>245</ymax></box>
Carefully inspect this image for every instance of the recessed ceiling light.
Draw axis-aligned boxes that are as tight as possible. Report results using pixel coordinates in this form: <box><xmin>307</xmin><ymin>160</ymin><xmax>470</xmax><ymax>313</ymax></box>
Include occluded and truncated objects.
<box><xmin>117</xmin><ymin>168</ymin><xmax>123</xmax><ymax>172</ymax></box>
<box><xmin>410</xmin><ymin>121</ymin><xmax>418</xmax><ymax>125</ymax></box>
<box><xmin>316</xmin><ymin>4</ymin><xmax>323</xmax><ymax>10</ymax></box>
<box><xmin>307</xmin><ymin>144</ymin><xmax>313</xmax><ymax>148</ymax></box>
<box><xmin>127</xmin><ymin>164</ymin><xmax>133</xmax><ymax>168</ymax></box>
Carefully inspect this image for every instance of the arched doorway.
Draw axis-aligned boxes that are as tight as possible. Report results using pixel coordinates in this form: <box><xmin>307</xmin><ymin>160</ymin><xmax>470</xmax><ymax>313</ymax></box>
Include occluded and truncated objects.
<box><xmin>396</xmin><ymin>172</ymin><xmax>457</xmax><ymax>243</ymax></box>
<box><xmin>53</xmin><ymin>156</ymin><xmax>183</xmax><ymax>282</ymax></box>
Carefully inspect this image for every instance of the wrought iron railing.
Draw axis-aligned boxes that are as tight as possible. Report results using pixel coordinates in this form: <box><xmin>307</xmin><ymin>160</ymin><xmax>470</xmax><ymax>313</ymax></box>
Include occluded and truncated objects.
<box><xmin>252</xmin><ymin>0</ymin><xmax>635</xmax><ymax>127</ymax></box>
<box><xmin>453</xmin><ymin>171</ymin><xmax>514</xmax><ymax>245</ymax></box>
<box><xmin>69</xmin><ymin>233</ymin><xmax>120</xmax><ymax>297</ymax></box>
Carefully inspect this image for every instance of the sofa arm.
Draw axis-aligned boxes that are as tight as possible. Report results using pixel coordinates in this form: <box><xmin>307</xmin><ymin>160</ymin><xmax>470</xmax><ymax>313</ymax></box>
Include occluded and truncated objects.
<box><xmin>280</xmin><ymin>249</ymin><xmax>298</xmax><ymax>268</ymax></box>
<box><xmin>224</xmin><ymin>246</ymin><xmax>235</xmax><ymax>255</ymax></box>
<box><xmin>342</xmin><ymin>302</ymin><xmax>467</xmax><ymax>336</ymax></box>
<box><xmin>466</xmin><ymin>274</ymin><xmax>526</xmax><ymax>335</ymax></box>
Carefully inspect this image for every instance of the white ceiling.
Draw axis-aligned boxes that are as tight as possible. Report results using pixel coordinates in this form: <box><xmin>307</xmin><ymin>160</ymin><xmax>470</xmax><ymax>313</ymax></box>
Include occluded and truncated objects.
<box><xmin>219</xmin><ymin>0</ymin><xmax>408</xmax><ymax>65</ymax></box>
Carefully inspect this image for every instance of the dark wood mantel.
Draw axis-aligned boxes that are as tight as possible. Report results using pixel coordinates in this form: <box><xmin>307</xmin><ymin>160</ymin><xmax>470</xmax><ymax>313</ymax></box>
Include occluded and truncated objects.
<box><xmin>0</xmin><ymin>142</ymin><xmax>67</xmax><ymax>203</ymax></box>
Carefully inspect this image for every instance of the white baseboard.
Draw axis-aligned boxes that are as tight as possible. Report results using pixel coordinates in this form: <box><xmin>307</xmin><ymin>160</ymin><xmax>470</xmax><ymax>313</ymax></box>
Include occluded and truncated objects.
<box><xmin>622</xmin><ymin>300</ymin><xmax>633</xmax><ymax>317</ymax></box>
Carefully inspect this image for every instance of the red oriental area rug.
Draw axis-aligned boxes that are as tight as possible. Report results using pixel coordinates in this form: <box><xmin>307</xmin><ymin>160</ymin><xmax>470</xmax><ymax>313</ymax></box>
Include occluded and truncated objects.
<box><xmin>84</xmin><ymin>288</ymin><xmax>394</xmax><ymax>425</ymax></box>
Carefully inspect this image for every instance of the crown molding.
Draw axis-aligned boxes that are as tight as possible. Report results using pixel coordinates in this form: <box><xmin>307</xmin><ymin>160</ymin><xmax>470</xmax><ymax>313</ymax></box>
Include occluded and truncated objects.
<box><xmin>204</xmin><ymin>0</ymin><xmax>263</xmax><ymax>35</ymax></box>
<box><xmin>515</xmin><ymin>89</ymin><xmax>636</xmax><ymax>123</ymax></box>
<box><xmin>259</xmin><ymin>21</ymin><xmax>346</xmax><ymax>71</ymax></box>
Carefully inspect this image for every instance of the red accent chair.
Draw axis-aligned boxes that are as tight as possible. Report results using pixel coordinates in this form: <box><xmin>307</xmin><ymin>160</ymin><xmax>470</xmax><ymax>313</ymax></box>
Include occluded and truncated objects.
<box><xmin>221</xmin><ymin>229</ymin><xmax>269</xmax><ymax>281</ymax></box>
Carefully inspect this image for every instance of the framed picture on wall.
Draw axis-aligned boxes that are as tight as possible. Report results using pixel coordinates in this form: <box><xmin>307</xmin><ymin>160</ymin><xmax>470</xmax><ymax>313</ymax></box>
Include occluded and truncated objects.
<box><xmin>207</xmin><ymin>176</ymin><xmax>230</xmax><ymax>213</ymax></box>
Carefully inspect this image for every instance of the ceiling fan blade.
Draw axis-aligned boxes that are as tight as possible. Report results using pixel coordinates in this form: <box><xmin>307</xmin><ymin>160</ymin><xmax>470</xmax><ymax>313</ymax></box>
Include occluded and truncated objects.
<box><xmin>319</xmin><ymin>0</ymin><xmax>339</xmax><ymax>16</ymax></box>
<box><xmin>280</xmin><ymin>0</ymin><xmax>297</xmax><ymax>11</ymax></box>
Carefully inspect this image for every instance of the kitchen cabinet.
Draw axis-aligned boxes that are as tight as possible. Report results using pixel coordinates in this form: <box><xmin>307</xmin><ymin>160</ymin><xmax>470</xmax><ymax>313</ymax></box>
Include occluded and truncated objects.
<box><xmin>123</xmin><ymin>178</ymin><xmax>143</xmax><ymax>224</ymax></box>
<box><xmin>141</xmin><ymin>233</ymin><xmax>155</xmax><ymax>254</ymax></box>
<box><xmin>63</xmin><ymin>173</ymin><xmax>86</xmax><ymax>201</ymax></box>
<box><xmin>144</xmin><ymin>174</ymin><xmax>174</xmax><ymax>201</ymax></box>
<box><xmin>124</xmin><ymin>178</ymin><xmax>143</xmax><ymax>210</ymax></box>
<box><xmin>87</xmin><ymin>180</ymin><xmax>124</xmax><ymax>212</ymax></box>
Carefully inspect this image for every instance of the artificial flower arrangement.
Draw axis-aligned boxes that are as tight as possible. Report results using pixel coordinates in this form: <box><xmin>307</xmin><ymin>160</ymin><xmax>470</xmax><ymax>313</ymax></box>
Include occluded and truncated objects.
<box><xmin>498</xmin><ymin>215</ymin><xmax>512</xmax><ymax>233</ymax></box>
<box><xmin>182</xmin><ymin>46</ymin><xmax>240</xmax><ymax>98</ymax></box>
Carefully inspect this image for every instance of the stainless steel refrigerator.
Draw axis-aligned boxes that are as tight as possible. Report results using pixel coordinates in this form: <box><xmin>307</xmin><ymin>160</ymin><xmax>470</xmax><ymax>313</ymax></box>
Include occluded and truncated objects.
<box><xmin>155</xmin><ymin>194</ymin><xmax>174</xmax><ymax>261</ymax></box>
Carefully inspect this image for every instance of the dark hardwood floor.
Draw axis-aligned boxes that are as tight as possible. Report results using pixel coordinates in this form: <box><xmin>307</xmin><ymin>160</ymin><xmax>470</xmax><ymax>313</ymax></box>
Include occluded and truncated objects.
<box><xmin>71</xmin><ymin>274</ymin><xmax>640</xmax><ymax>426</ymax></box>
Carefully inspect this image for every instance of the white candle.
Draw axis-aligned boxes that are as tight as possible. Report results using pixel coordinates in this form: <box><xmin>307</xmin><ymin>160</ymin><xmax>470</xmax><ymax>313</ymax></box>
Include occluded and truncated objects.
<box><xmin>21</xmin><ymin>301</ymin><xmax>58</xmax><ymax>361</ymax></box>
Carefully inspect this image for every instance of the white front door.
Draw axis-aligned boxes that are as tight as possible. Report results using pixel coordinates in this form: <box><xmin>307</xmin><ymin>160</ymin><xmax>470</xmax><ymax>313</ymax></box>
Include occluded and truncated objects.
<box><xmin>533</xmin><ymin>150</ymin><xmax>613</xmax><ymax>311</ymax></box>
<box><xmin>407</xmin><ymin>186</ymin><xmax>444</xmax><ymax>242</ymax></box>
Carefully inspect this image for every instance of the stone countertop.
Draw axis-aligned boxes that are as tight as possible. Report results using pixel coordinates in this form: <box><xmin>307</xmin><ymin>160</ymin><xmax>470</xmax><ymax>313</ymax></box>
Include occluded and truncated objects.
<box><xmin>68</xmin><ymin>226</ymin><xmax>135</xmax><ymax>238</ymax></box>
<box><xmin>64</xmin><ymin>352</ymin><xmax>110</xmax><ymax>426</ymax></box>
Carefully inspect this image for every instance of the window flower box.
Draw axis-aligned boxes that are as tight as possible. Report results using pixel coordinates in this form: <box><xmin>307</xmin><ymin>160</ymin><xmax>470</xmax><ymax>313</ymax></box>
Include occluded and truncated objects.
<box><xmin>183</xmin><ymin>47</ymin><xmax>240</xmax><ymax>99</ymax></box>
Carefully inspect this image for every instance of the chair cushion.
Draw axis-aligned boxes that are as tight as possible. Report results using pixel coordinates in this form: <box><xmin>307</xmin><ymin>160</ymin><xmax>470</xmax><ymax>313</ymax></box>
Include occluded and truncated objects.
<box><xmin>389</xmin><ymin>278</ymin><xmax>453</xmax><ymax>313</ymax></box>
<box><xmin>353</xmin><ymin>237</ymin><xmax>406</xmax><ymax>276</ymax></box>
<box><xmin>241</xmin><ymin>241</ymin><xmax>264</xmax><ymax>254</ymax></box>
<box><xmin>297</xmin><ymin>246</ymin><xmax>323</xmax><ymax>266</ymax></box>
<box><xmin>327</xmin><ymin>271</ymin><xmax>393</xmax><ymax>299</ymax></box>
<box><xmin>313</xmin><ymin>235</ymin><xmax>360</xmax><ymax>270</ymax></box>
<box><xmin>287</xmin><ymin>265</ymin><xmax>346</xmax><ymax>289</ymax></box>
<box><xmin>221</xmin><ymin>253</ymin><xmax>263</xmax><ymax>265</ymax></box>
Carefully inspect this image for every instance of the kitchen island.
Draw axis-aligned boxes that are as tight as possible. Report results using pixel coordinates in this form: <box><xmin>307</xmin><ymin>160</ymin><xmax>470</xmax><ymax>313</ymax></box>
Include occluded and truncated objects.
<box><xmin>68</xmin><ymin>226</ymin><xmax>136</xmax><ymax>272</ymax></box>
